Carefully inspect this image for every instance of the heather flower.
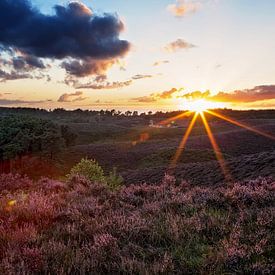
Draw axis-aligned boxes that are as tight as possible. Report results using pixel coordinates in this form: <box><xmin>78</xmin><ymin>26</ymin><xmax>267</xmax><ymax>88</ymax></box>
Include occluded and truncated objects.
<box><xmin>0</xmin><ymin>175</ymin><xmax>273</xmax><ymax>273</ymax></box>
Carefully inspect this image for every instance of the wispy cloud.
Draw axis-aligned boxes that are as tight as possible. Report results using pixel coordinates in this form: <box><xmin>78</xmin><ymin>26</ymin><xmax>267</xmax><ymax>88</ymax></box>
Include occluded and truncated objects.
<box><xmin>76</xmin><ymin>80</ymin><xmax>133</xmax><ymax>90</ymax></box>
<box><xmin>0</xmin><ymin>98</ymin><xmax>52</xmax><ymax>106</ymax></box>
<box><xmin>165</xmin><ymin>39</ymin><xmax>196</xmax><ymax>52</ymax></box>
<box><xmin>58</xmin><ymin>91</ymin><xmax>87</xmax><ymax>102</ymax></box>
<box><xmin>131</xmin><ymin>74</ymin><xmax>153</xmax><ymax>80</ymax></box>
<box><xmin>72</xmin><ymin>73</ymin><xmax>153</xmax><ymax>90</ymax></box>
<box><xmin>167</xmin><ymin>0</ymin><xmax>202</xmax><ymax>17</ymax></box>
<box><xmin>153</xmin><ymin>60</ymin><xmax>170</xmax><ymax>66</ymax></box>
<box><xmin>131</xmin><ymin>95</ymin><xmax>157</xmax><ymax>103</ymax></box>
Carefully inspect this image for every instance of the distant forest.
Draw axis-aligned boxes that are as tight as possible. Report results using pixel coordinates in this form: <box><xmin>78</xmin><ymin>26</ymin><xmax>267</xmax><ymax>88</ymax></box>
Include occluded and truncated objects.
<box><xmin>1</xmin><ymin>106</ymin><xmax>275</xmax><ymax>120</ymax></box>
<box><xmin>0</xmin><ymin>107</ymin><xmax>274</xmax><ymax>175</ymax></box>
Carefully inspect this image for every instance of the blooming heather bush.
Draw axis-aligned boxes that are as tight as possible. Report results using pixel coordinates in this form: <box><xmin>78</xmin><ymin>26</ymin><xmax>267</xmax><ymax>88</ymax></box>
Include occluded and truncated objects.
<box><xmin>0</xmin><ymin>173</ymin><xmax>33</xmax><ymax>192</ymax></box>
<box><xmin>0</xmin><ymin>174</ymin><xmax>274</xmax><ymax>274</ymax></box>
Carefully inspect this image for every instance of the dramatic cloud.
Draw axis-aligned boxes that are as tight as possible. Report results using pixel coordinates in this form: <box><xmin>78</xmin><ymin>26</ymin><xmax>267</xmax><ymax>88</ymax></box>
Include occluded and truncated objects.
<box><xmin>0</xmin><ymin>69</ymin><xmax>31</xmax><ymax>82</ymax></box>
<box><xmin>0</xmin><ymin>52</ymin><xmax>49</xmax><ymax>81</ymax></box>
<box><xmin>132</xmin><ymin>85</ymin><xmax>275</xmax><ymax>105</ymax></box>
<box><xmin>0</xmin><ymin>0</ymin><xmax>130</xmax><ymax>78</ymax></box>
<box><xmin>167</xmin><ymin>0</ymin><xmax>201</xmax><ymax>17</ymax></box>
<box><xmin>12</xmin><ymin>55</ymin><xmax>46</xmax><ymax>71</ymax></box>
<box><xmin>165</xmin><ymin>39</ymin><xmax>196</xmax><ymax>52</ymax></box>
<box><xmin>211</xmin><ymin>85</ymin><xmax>275</xmax><ymax>103</ymax></box>
<box><xmin>58</xmin><ymin>91</ymin><xmax>87</xmax><ymax>103</ymax></box>
<box><xmin>61</xmin><ymin>59</ymin><xmax>115</xmax><ymax>77</ymax></box>
<box><xmin>177</xmin><ymin>85</ymin><xmax>275</xmax><ymax>104</ymax></box>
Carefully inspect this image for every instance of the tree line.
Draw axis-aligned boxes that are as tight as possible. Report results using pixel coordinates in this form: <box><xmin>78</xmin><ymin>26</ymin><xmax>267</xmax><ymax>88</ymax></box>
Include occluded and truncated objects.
<box><xmin>0</xmin><ymin>115</ymin><xmax>76</xmax><ymax>173</ymax></box>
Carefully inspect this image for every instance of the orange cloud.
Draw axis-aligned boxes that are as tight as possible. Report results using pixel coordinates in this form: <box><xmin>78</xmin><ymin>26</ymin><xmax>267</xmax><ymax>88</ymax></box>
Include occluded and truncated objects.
<box><xmin>179</xmin><ymin>90</ymin><xmax>210</xmax><ymax>100</ymax></box>
<box><xmin>211</xmin><ymin>85</ymin><xmax>275</xmax><ymax>103</ymax></box>
<box><xmin>132</xmin><ymin>85</ymin><xmax>275</xmax><ymax>106</ymax></box>
<box><xmin>157</xmin><ymin>87</ymin><xmax>180</xmax><ymax>99</ymax></box>
<box><xmin>131</xmin><ymin>88</ymin><xmax>182</xmax><ymax>103</ymax></box>
<box><xmin>167</xmin><ymin>0</ymin><xmax>201</xmax><ymax>17</ymax></box>
<box><xmin>177</xmin><ymin>86</ymin><xmax>275</xmax><ymax>104</ymax></box>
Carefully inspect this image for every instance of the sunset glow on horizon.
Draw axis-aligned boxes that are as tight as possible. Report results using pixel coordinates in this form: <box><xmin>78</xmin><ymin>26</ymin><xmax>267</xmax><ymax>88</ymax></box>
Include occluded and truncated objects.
<box><xmin>0</xmin><ymin>0</ymin><xmax>275</xmax><ymax>111</ymax></box>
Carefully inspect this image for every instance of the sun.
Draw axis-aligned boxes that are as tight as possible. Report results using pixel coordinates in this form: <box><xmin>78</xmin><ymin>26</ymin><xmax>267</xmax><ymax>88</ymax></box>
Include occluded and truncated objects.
<box><xmin>187</xmin><ymin>99</ymin><xmax>209</xmax><ymax>113</ymax></box>
<box><xmin>186</xmin><ymin>99</ymin><xmax>223</xmax><ymax>113</ymax></box>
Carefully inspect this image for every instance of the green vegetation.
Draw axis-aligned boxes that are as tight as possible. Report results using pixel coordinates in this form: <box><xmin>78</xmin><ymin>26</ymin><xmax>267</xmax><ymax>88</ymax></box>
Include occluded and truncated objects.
<box><xmin>0</xmin><ymin>107</ymin><xmax>274</xmax><ymax>273</ymax></box>
<box><xmin>105</xmin><ymin>167</ymin><xmax>124</xmax><ymax>190</ymax></box>
<box><xmin>67</xmin><ymin>158</ymin><xmax>106</xmax><ymax>183</ymax></box>
<box><xmin>0</xmin><ymin>115</ymin><xmax>76</xmax><ymax>161</ymax></box>
<box><xmin>67</xmin><ymin>158</ymin><xmax>123</xmax><ymax>190</ymax></box>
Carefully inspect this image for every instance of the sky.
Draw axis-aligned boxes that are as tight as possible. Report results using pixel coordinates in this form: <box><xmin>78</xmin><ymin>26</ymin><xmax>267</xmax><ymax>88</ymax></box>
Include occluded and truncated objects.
<box><xmin>0</xmin><ymin>0</ymin><xmax>275</xmax><ymax>111</ymax></box>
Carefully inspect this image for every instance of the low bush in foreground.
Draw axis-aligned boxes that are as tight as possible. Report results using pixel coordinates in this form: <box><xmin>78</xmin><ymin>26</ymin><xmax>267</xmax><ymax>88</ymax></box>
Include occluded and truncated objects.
<box><xmin>67</xmin><ymin>158</ymin><xmax>123</xmax><ymax>191</ymax></box>
<box><xmin>0</xmin><ymin>173</ymin><xmax>274</xmax><ymax>274</ymax></box>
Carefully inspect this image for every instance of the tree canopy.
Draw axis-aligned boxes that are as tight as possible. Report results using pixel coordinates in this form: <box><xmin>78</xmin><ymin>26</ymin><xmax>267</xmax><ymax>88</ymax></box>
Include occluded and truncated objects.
<box><xmin>0</xmin><ymin>115</ymin><xmax>76</xmax><ymax>160</ymax></box>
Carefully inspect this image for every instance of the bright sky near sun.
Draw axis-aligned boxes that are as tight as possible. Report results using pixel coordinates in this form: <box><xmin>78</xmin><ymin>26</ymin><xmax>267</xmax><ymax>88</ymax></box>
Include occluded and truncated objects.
<box><xmin>0</xmin><ymin>0</ymin><xmax>275</xmax><ymax>111</ymax></box>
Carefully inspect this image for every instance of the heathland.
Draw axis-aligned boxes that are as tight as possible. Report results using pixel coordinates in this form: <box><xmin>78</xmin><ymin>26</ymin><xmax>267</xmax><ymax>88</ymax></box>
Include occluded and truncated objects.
<box><xmin>0</xmin><ymin>107</ymin><xmax>274</xmax><ymax>273</ymax></box>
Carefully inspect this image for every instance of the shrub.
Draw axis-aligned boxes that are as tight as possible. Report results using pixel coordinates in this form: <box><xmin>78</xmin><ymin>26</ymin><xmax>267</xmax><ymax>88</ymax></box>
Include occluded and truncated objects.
<box><xmin>67</xmin><ymin>158</ymin><xmax>106</xmax><ymax>184</ymax></box>
<box><xmin>105</xmin><ymin>167</ymin><xmax>123</xmax><ymax>191</ymax></box>
<box><xmin>67</xmin><ymin>159</ymin><xmax>123</xmax><ymax>190</ymax></box>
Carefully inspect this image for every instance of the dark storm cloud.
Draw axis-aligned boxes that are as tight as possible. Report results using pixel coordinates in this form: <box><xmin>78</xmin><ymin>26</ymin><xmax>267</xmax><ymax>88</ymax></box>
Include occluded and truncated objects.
<box><xmin>0</xmin><ymin>69</ymin><xmax>32</xmax><ymax>82</ymax></box>
<box><xmin>0</xmin><ymin>0</ymin><xmax>130</xmax><ymax>76</ymax></box>
<box><xmin>12</xmin><ymin>55</ymin><xmax>46</xmax><ymax>71</ymax></box>
<box><xmin>61</xmin><ymin>59</ymin><xmax>115</xmax><ymax>77</ymax></box>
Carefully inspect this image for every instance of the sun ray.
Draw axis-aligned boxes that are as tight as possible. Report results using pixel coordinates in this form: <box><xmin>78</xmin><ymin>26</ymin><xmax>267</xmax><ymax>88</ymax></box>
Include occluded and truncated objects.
<box><xmin>206</xmin><ymin>110</ymin><xmax>275</xmax><ymax>141</ymax></box>
<box><xmin>170</xmin><ymin>112</ymin><xmax>199</xmax><ymax>169</ymax></box>
<box><xmin>159</xmin><ymin>110</ymin><xmax>192</xmax><ymax>126</ymax></box>
<box><xmin>200</xmin><ymin>112</ymin><xmax>232</xmax><ymax>182</ymax></box>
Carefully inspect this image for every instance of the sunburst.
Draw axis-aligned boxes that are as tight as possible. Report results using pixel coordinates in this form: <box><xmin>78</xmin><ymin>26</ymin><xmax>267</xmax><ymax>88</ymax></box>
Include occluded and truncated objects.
<box><xmin>161</xmin><ymin>103</ymin><xmax>275</xmax><ymax>182</ymax></box>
